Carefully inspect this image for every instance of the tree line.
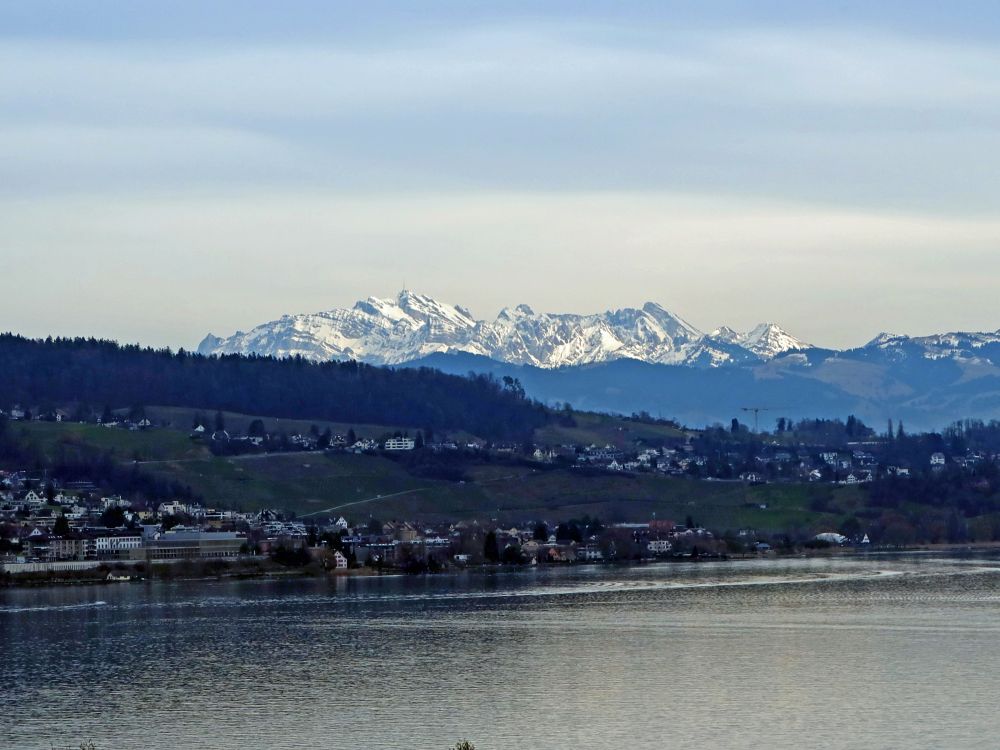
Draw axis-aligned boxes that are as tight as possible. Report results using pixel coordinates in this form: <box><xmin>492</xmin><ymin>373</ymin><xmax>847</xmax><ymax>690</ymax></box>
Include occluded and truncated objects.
<box><xmin>0</xmin><ymin>334</ymin><xmax>548</xmax><ymax>440</ymax></box>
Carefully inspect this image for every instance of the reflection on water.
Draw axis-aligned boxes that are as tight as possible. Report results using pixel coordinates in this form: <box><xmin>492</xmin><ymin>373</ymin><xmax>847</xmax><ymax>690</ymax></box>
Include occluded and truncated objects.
<box><xmin>3</xmin><ymin>555</ymin><xmax>999</xmax><ymax>749</ymax></box>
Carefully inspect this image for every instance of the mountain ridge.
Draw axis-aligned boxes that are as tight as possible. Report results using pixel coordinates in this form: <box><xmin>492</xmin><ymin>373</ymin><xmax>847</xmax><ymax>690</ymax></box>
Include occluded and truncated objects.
<box><xmin>198</xmin><ymin>290</ymin><xmax>811</xmax><ymax>368</ymax></box>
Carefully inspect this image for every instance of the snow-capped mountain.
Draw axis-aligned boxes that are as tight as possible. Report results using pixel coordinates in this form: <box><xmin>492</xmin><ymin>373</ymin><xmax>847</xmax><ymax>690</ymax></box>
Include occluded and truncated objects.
<box><xmin>856</xmin><ymin>330</ymin><xmax>1000</xmax><ymax>365</ymax></box>
<box><xmin>198</xmin><ymin>291</ymin><xmax>811</xmax><ymax>368</ymax></box>
<box><xmin>709</xmin><ymin>322</ymin><xmax>811</xmax><ymax>360</ymax></box>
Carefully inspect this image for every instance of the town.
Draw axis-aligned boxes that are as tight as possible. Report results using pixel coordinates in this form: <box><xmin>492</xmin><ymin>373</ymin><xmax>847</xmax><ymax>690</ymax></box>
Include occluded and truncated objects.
<box><xmin>3</xmin><ymin>404</ymin><xmax>998</xmax><ymax>584</ymax></box>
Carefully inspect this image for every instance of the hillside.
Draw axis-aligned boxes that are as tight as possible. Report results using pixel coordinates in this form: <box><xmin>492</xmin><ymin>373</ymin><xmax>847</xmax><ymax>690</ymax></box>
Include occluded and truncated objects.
<box><xmin>0</xmin><ymin>334</ymin><xmax>547</xmax><ymax>440</ymax></box>
<box><xmin>4</xmin><ymin>415</ymin><xmax>856</xmax><ymax>532</ymax></box>
<box><xmin>138</xmin><ymin>448</ymin><xmax>858</xmax><ymax>531</ymax></box>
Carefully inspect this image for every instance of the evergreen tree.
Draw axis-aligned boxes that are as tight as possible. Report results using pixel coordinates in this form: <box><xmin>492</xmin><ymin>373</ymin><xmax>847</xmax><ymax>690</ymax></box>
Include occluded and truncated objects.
<box><xmin>214</xmin><ymin>410</ymin><xmax>225</xmax><ymax>432</ymax></box>
<box><xmin>483</xmin><ymin>530</ymin><xmax>499</xmax><ymax>563</ymax></box>
<box><xmin>53</xmin><ymin>513</ymin><xmax>70</xmax><ymax>536</ymax></box>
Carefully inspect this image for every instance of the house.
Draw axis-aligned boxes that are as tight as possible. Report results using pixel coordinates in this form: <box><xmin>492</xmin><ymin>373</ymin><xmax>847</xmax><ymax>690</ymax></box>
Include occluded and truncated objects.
<box><xmin>384</xmin><ymin>437</ymin><xmax>415</xmax><ymax>451</ymax></box>
<box><xmin>576</xmin><ymin>545</ymin><xmax>603</xmax><ymax>561</ymax></box>
<box><xmin>930</xmin><ymin>452</ymin><xmax>946</xmax><ymax>467</ymax></box>
<box><xmin>23</xmin><ymin>490</ymin><xmax>45</xmax><ymax>509</ymax></box>
<box><xmin>332</xmin><ymin>550</ymin><xmax>349</xmax><ymax>569</ymax></box>
<box><xmin>532</xmin><ymin>448</ymin><xmax>556</xmax><ymax>463</ymax></box>
<box><xmin>647</xmin><ymin>539</ymin><xmax>673</xmax><ymax>555</ymax></box>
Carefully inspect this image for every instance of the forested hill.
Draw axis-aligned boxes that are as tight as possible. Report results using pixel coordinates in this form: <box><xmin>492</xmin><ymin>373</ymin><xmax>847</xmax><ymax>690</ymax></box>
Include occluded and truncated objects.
<box><xmin>0</xmin><ymin>334</ymin><xmax>548</xmax><ymax>439</ymax></box>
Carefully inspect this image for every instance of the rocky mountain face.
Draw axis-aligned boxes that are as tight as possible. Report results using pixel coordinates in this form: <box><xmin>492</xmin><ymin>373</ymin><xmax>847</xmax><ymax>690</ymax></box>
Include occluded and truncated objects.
<box><xmin>197</xmin><ymin>290</ymin><xmax>811</xmax><ymax>368</ymax></box>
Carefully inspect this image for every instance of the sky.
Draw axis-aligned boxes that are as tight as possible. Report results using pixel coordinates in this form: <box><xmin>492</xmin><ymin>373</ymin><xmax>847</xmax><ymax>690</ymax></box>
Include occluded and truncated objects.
<box><xmin>2</xmin><ymin>1</ymin><xmax>999</xmax><ymax>350</ymax></box>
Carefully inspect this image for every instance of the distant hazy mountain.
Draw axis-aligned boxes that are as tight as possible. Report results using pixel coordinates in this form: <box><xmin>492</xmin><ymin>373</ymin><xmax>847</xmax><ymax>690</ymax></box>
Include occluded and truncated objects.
<box><xmin>198</xmin><ymin>290</ymin><xmax>810</xmax><ymax>368</ymax></box>
<box><xmin>197</xmin><ymin>291</ymin><xmax>1000</xmax><ymax>429</ymax></box>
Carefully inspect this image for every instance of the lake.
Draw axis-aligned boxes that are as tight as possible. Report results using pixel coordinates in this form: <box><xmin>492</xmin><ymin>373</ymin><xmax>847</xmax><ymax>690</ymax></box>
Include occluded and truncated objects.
<box><xmin>3</xmin><ymin>554</ymin><xmax>1000</xmax><ymax>749</ymax></box>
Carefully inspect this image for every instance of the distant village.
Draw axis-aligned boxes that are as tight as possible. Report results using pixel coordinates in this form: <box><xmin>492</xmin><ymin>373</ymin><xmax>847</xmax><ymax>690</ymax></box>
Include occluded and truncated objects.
<box><xmin>1</xmin><ymin>404</ymin><xmax>994</xmax><ymax>581</ymax></box>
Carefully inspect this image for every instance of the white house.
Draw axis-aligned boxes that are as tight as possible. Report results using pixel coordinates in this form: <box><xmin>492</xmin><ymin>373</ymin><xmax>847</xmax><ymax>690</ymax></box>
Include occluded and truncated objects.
<box><xmin>384</xmin><ymin>437</ymin><xmax>415</xmax><ymax>451</ymax></box>
<box><xmin>332</xmin><ymin>550</ymin><xmax>349</xmax><ymax>569</ymax></box>
<box><xmin>930</xmin><ymin>452</ymin><xmax>946</xmax><ymax>466</ymax></box>
<box><xmin>23</xmin><ymin>490</ymin><xmax>45</xmax><ymax>509</ymax></box>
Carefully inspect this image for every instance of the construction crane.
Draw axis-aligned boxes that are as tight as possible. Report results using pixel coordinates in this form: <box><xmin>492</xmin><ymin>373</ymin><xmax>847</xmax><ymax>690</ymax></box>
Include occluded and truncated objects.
<box><xmin>741</xmin><ymin>406</ymin><xmax>772</xmax><ymax>434</ymax></box>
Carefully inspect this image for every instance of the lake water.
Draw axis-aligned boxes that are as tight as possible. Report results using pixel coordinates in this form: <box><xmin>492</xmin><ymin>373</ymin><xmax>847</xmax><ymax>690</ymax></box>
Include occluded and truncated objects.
<box><xmin>3</xmin><ymin>554</ymin><xmax>1000</xmax><ymax>750</ymax></box>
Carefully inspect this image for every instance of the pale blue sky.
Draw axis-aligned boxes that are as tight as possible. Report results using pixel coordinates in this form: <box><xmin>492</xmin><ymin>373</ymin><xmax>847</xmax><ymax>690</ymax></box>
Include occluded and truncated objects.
<box><xmin>2</xmin><ymin>1</ymin><xmax>999</xmax><ymax>349</ymax></box>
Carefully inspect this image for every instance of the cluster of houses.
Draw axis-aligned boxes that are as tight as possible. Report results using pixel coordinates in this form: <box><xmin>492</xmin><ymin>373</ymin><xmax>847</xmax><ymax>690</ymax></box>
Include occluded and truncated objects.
<box><xmin>1</xmin><ymin>461</ymin><xmax>734</xmax><ymax>574</ymax></box>
<box><xmin>319</xmin><ymin>517</ymin><xmax>721</xmax><ymax>568</ymax></box>
<box><xmin>544</xmin><ymin>441</ymin><xmax>982</xmax><ymax>485</ymax></box>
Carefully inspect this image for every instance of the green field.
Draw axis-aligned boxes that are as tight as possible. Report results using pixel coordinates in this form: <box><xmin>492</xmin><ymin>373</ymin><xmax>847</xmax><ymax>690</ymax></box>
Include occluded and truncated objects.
<box><xmin>138</xmin><ymin>449</ymin><xmax>859</xmax><ymax>532</ymax></box>
<box><xmin>8</xmin><ymin>412</ymin><xmax>858</xmax><ymax>531</ymax></box>
<box><xmin>534</xmin><ymin>411</ymin><xmax>687</xmax><ymax>448</ymax></box>
<box><xmin>139</xmin><ymin>405</ymin><xmax>423</xmax><ymax>442</ymax></box>
<box><xmin>10</xmin><ymin>420</ymin><xmax>210</xmax><ymax>462</ymax></box>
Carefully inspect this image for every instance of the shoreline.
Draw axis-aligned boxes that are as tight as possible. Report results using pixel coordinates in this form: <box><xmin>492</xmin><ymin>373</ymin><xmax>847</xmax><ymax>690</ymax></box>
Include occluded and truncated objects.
<box><xmin>4</xmin><ymin>543</ymin><xmax>999</xmax><ymax>591</ymax></box>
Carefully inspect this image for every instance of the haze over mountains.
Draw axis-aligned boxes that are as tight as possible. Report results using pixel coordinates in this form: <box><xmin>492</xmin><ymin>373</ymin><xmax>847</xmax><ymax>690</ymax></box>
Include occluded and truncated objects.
<box><xmin>198</xmin><ymin>291</ymin><xmax>1000</xmax><ymax>431</ymax></box>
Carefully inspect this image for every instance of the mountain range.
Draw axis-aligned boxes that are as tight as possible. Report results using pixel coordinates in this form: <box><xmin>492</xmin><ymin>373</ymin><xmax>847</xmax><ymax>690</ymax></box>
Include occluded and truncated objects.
<box><xmin>198</xmin><ymin>291</ymin><xmax>1000</xmax><ymax>431</ymax></box>
<box><xmin>197</xmin><ymin>290</ymin><xmax>810</xmax><ymax>368</ymax></box>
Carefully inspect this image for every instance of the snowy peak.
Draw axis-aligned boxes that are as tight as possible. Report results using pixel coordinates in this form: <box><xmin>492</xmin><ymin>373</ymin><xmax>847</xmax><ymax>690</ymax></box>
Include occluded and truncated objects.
<box><xmin>743</xmin><ymin>322</ymin><xmax>810</xmax><ymax>358</ymax></box>
<box><xmin>865</xmin><ymin>332</ymin><xmax>907</xmax><ymax>348</ymax></box>
<box><xmin>198</xmin><ymin>292</ymin><xmax>813</xmax><ymax>368</ymax></box>
<box><xmin>707</xmin><ymin>322</ymin><xmax>809</xmax><ymax>358</ymax></box>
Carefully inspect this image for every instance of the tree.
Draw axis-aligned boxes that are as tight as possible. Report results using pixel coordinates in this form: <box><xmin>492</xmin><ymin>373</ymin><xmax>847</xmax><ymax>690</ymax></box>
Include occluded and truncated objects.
<box><xmin>452</xmin><ymin>742</ymin><xmax>475</xmax><ymax>750</ymax></box>
<box><xmin>532</xmin><ymin>521</ymin><xmax>548</xmax><ymax>541</ymax></box>
<box><xmin>100</xmin><ymin>506</ymin><xmax>127</xmax><ymax>528</ymax></box>
<box><xmin>44</xmin><ymin>480</ymin><xmax>56</xmax><ymax>502</ymax></box>
<box><xmin>347</xmin><ymin>428</ymin><xmax>357</xmax><ymax>445</ymax></box>
<box><xmin>101</xmin><ymin>405</ymin><xmax>113</xmax><ymax>424</ymax></box>
<box><xmin>53</xmin><ymin>513</ymin><xmax>70</xmax><ymax>536</ymax></box>
<box><xmin>214</xmin><ymin>410</ymin><xmax>225</xmax><ymax>432</ymax></box>
<box><xmin>731</xmin><ymin>418</ymin><xmax>740</xmax><ymax>434</ymax></box>
<box><xmin>414</xmin><ymin>430</ymin><xmax>425</xmax><ymax>450</ymax></box>
<box><xmin>483</xmin><ymin>530</ymin><xmax>499</xmax><ymax>563</ymax></box>
<box><xmin>248</xmin><ymin>419</ymin><xmax>266</xmax><ymax>437</ymax></box>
